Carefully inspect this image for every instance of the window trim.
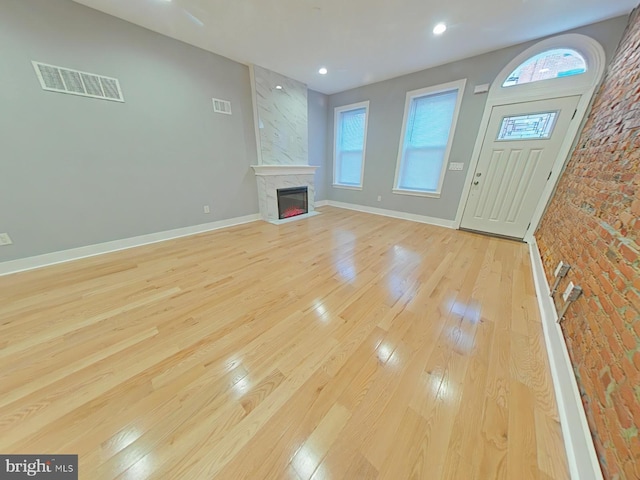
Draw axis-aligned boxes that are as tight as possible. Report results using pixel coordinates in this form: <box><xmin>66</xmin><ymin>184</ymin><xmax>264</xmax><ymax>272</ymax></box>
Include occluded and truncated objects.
<box><xmin>501</xmin><ymin>48</ymin><xmax>588</xmax><ymax>88</ymax></box>
<box><xmin>393</xmin><ymin>79</ymin><xmax>466</xmax><ymax>198</ymax></box>
<box><xmin>489</xmin><ymin>34</ymin><xmax>604</xmax><ymax>104</ymax></box>
<box><xmin>332</xmin><ymin>101</ymin><xmax>370</xmax><ymax>190</ymax></box>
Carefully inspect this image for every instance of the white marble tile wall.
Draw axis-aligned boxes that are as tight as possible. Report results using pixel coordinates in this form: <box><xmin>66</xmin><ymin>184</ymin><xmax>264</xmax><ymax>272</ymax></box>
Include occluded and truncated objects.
<box><xmin>256</xmin><ymin>175</ymin><xmax>269</xmax><ymax>220</ymax></box>
<box><xmin>253</xmin><ymin>65</ymin><xmax>308</xmax><ymax>166</ymax></box>
<box><xmin>256</xmin><ymin>174</ymin><xmax>316</xmax><ymax>222</ymax></box>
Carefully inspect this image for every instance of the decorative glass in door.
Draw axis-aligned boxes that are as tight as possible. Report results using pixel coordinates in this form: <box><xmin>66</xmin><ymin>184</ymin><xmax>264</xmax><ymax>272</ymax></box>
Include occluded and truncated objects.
<box><xmin>496</xmin><ymin>111</ymin><xmax>558</xmax><ymax>141</ymax></box>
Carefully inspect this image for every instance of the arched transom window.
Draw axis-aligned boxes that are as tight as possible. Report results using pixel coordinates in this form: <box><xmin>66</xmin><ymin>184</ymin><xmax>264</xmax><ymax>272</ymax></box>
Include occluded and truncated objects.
<box><xmin>502</xmin><ymin>49</ymin><xmax>587</xmax><ymax>87</ymax></box>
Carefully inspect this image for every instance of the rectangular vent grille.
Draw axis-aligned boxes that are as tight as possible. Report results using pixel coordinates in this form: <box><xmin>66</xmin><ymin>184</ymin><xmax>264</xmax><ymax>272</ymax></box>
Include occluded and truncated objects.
<box><xmin>212</xmin><ymin>98</ymin><xmax>232</xmax><ymax>115</ymax></box>
<box><xmin>32</xmin><ymin>61</ymin><xmax>124</xmax><ymax>102</ymax></box>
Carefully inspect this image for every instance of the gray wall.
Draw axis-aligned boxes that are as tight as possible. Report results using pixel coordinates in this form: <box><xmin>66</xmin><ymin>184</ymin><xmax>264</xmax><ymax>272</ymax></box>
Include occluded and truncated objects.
<box><xmin>308</xmin><ymin>90</ymin><xmax>329</xmax><ymax>201</ymax></box>
<box><xmin>0</xmin><ymin>0</ymin><xmax>259</xmax><ymax>262</ymax></box>
<box><xmin>326</xmin><ymin>16</ymin><xmax>629</xmax><ymax>220</ymax></box>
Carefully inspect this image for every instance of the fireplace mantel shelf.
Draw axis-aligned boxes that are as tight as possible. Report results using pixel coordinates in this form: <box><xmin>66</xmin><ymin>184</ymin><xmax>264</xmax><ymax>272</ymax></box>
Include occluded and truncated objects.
<box><xmin>251</xmin><ymin>165</ymin><xmax>319</xmax><ymax>176</ymax></box>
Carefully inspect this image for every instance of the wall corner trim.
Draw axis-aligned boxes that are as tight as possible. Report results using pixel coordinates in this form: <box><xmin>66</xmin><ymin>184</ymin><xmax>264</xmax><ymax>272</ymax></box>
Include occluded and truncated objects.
<box><xmin>0</xmin><ymin>214</ymin><xmax>261</xmax><ymax>277</ymax></box>
<box><xmin>528</xmin><ymin>238</ymin><xmax>604</xmax><ymax>480</ymax></box>
<box><xmin>324</xmin><ymin>200</ymin><xmax>456</xmax><ymax>229</ymax></box>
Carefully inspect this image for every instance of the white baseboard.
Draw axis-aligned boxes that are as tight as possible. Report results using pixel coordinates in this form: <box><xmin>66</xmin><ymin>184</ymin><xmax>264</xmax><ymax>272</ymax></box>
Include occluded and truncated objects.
<box><xmin>324</xmin><ymin>200</ymin><xmax>456</xmax><ymax>229</ymax></box>
<box><xmin>0</xmin><ymin>214</ymin><xmax>260</xmax><ymax>277</ymax></box>
<box><xmin>315</xmin><ymin>199</ymin><xmax>329</xmax><ymax>207</ymax></box>
<box><xmin>528</xmin><ymin>238</ymin><xmax>603</xmax><ymax>480</ymax></box>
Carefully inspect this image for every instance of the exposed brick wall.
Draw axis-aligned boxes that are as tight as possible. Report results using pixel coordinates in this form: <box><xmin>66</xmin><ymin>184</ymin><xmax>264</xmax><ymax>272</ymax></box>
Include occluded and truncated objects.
<box><xmin>536</xmin><ymin>8</ymin><xmax>640</xmax><ymax>479</ymax></box>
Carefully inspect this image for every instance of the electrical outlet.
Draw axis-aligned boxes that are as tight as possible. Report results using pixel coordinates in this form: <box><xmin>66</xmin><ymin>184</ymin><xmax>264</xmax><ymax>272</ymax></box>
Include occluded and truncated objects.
<box><xmin>554</xmin><ymin>261</ymin><xmax>571</xmax><ymax>278</ymax></box>
<box><xmin>448</xmin><ymin>162</ymin><xmax>464</xmax><ymax>171</ymax></box>
<box><xmin>203</xmin><ymin>205</ymin><xmax>210</xmax><ymax>214</ymax></box>
<box><xmin>562</xmin><ymin>282</ymin><xmax>575</xmax><ymax>302</ymax></box>
<box><xmin>554</xmin><ymin>261</ymin><xmax>564</xmax><ymax>277</ymax></box>
<box><xmin>566</xmin><ymin>284</ymin><xmax>583</xmax><ymax>302</ymax></box>
<box><xmin>0</xmin><ymin>233</ymin><xmax>13</xmax><ymax>246</ymax></box>
<box><xmin>377</xmin><ymin>195</ymin><xmax>382</xmax><ymax>202</ymax></box>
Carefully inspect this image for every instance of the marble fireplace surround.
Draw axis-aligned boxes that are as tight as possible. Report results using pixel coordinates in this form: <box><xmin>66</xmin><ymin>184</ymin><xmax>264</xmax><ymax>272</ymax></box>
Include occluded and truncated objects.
<box><xmin>249</xmin><ymin>65</ymin><xmax>319</xmax><ymax>225</ymax></box>
<box><xmin>251</xmin><ymin>165</ymin><xmax>319</xmax><ymax>224</ymax></box>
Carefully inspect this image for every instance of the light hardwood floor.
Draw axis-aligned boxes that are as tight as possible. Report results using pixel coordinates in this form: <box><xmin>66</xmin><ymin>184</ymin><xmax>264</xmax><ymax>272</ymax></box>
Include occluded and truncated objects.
<box><xmin>0</xmin><ymin>207</ymin><xmax>568</xmax><ymax>479</ymax></box>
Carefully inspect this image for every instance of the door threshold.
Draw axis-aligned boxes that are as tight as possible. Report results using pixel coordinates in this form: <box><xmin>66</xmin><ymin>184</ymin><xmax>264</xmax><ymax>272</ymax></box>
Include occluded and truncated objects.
<box><xmin>459</xmin><ymin>228</ymin><xmax>525</xmax><ymax>243</ymax></box>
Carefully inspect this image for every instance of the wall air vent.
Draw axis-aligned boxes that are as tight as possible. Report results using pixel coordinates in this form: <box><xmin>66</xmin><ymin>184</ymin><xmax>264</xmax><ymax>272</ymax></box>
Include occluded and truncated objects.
<box><xmin>212</xmin><ymin>98</ymin><xmax>232</xmax><ymax>115</ymax></box>
<box><xmin>32</xmin><ymin>61</ymin><xmax>124</xmax><ymax>103</ymax></box>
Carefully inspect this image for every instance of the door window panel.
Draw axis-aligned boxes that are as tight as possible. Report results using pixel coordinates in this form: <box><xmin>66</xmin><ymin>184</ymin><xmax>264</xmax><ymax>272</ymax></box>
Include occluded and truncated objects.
<box><xmin>496</xmin><ymin>111</ymin><xmax>558</xmax><ymax>141</ymax></box>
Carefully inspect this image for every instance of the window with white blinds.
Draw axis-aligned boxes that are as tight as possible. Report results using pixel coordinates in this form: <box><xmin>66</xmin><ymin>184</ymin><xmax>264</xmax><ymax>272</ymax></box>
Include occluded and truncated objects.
<box><xmin>394</xmin><ymin>80</ymin><xmax>466</xmax><ymax>196</ymax></box>
<box><xmin>333</xmin><ymin>101</ymin><xmax>369</xmax><ymax>188</ymax></box>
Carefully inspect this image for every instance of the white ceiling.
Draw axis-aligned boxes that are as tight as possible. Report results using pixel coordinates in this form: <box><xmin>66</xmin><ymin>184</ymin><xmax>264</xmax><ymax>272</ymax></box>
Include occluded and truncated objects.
<box><xmin>72</xmin><ymin>0</ymin><xmax>636</xmax><ymax>94</ymax></box>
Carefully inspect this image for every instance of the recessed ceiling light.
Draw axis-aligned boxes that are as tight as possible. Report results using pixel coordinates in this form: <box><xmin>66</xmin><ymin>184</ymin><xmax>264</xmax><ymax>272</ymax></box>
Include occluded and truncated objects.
<box><xmin>275</xmin><ymin>85</ymin><xmax>283</xmax><ymax>90</ymax></box>
<box><xmin>433</xmin><ymin>23</ymin><xmax>447</xmax><ymax>35</ymax></box>
<box><xmin>318</xmin><ymin>67</ymin><xmax>328</xmax><ymax>75</ymax></box>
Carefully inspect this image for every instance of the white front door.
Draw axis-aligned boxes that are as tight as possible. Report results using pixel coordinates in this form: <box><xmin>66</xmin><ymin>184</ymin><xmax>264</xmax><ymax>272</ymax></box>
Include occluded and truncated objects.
<box><xmin>460</xmin><ymin>96</ymin><xmax>580</xmax><ymax>239</ymax></box>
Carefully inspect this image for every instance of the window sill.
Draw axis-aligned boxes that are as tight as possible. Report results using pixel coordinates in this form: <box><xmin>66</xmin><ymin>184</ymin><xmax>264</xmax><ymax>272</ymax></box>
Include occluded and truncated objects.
<box><xmin>392</xmin><ymin>188</ymin><xmax>441</xmax><ymax>199</ymax></box>
<box><xmin>332</xmin><ymin>184</ymin><xmax>363</xmax><ymax>191</ymax></box>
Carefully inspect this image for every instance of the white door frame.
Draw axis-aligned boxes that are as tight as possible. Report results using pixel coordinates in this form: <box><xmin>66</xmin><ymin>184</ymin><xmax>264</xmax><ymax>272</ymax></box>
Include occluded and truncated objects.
<box><xmin>454</xmin><ymin>34</ymin><xmax>606</xmax><ymax>242</ymax></box>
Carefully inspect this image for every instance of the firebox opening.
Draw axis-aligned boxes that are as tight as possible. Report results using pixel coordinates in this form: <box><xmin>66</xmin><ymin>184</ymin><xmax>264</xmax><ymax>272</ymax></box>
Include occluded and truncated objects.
<box><xmin>277</xmin><ymin>186</ymin><xmax>308</xmax><ymax>219</ymax></box>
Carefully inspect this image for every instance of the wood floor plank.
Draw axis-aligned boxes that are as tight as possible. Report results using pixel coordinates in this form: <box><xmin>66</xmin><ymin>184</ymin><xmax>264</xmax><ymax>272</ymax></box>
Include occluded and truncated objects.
<box><xmin>535</xmin><ymin>408</ymin><xmax>570</xmax><ymax>479</ymax></box>
<box><xmin>0</xmin><ymin>207</ymin><xmax>569</xmax><ymax>479</ymax></box>
<box><xmin>475</xmin><ymin>321</ymin><xmax>510</xmax><ymax>479</ymax></box>
<box><xmin>507</xmin><ymin>380</ymin><xmax>540</xmax><ymax>480</ymax></box>
<box><xmin>377</xmin><ymin>407</ymin><xmax>430</xmax><ymax>480</ymax></box>
<box><xmin>337</xmin><ymin>451</ymin><xmax>378</xmax><ymax>480</ymax></box>
<box><xmin>290</xmin><ymin>403</ymin><xmax>351</xmax><ymax>479</ymax></box>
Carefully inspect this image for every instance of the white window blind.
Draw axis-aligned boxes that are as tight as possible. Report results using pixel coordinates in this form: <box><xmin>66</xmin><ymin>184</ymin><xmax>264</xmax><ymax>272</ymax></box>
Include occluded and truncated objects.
<box><xmin>334</xmin><ymin>103</ymin><xmax>368</xmax><ymax>188</ymax></box>
<box><xmin>397</xmin><ymin>90</ymin><xmax>458</xmax><ymax>192</ymax></box>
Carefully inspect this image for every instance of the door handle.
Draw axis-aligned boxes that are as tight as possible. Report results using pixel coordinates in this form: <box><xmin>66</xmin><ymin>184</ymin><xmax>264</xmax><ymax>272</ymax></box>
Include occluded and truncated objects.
<box><xmin>473</xmin><ymin>181</ymin><xmax>479</xmax><ymax>185</ymax></box>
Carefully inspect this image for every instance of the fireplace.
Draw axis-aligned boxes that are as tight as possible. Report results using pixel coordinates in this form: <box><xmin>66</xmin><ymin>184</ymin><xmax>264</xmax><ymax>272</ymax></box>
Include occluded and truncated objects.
<box><xmin>251</xmin><ymin>165</ymin><xmax>318</xmax><ymax>223</ymax></box>
<box><xmin>277</xmin><ymin>186</ymin><xmax>308</xmax><ymax>219</ymax></box>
